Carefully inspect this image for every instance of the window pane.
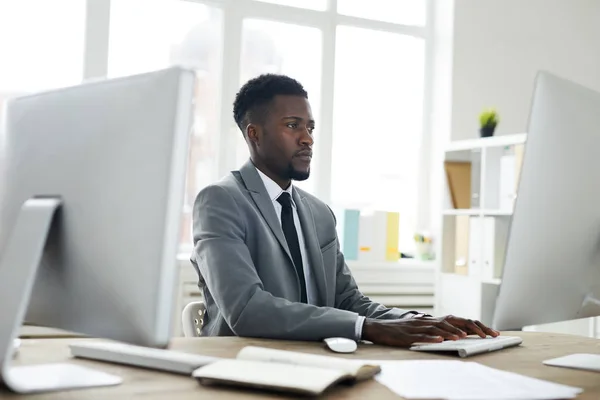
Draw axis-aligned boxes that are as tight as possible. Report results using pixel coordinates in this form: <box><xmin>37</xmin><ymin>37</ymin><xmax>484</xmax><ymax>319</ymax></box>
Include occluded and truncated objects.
<box><xmin>331</xmin><ymin>26</ymin><xmax>425</xmax><ymax>252</ymax></box>
<box><xmin>109</xmin><ymin>0</ymin><xmax>222</xmax><ymax>249</ymax></box>
<box><xmin>0</xmin><ymin>0</ymin><xmax>85</xmax><ymax>93</ymax></box>
<box><xmin>108</xmin><ymin>0</ymin><xmax>222</xmax><ymax>77</ymax></box>
<box><xmin>237</xmin><ymin>19</ymin><xmax>322</xmax><ymax>195</ymax></box>
<box><xmin>337</xmin><ymin>0</ymin><xmax>426</xmax><ymax>26</ymax></box>
<box><xmin>0</xmin><ymin>0</ymin><xmax>85</xmax><ymax>208</ymax></box>
<box><xmin>254</xmin><ymin>0</ymin><xmax>327</xmax><ymax>11</ymax></box>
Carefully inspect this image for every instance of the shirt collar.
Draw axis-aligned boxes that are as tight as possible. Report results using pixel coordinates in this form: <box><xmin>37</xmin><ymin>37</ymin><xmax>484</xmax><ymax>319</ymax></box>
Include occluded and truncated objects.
<box><xmin>255</xmin><ymin>167</ymin><xmax>295</xmax><ymax>206</ymax></box>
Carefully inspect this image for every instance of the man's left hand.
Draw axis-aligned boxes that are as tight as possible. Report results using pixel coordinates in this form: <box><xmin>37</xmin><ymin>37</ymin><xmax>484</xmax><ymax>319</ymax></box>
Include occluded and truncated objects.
<box><xmin>413</xmin><ymin>314</ymin><xmax>500</xmax><ymax>339</ymax></box>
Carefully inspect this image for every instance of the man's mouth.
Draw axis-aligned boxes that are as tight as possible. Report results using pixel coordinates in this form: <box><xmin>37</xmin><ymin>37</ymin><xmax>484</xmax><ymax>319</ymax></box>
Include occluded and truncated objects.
<box><xmin>295</xmin><ymin>151</ymin><xmax>313</xmax><ymax>158</ymax></box>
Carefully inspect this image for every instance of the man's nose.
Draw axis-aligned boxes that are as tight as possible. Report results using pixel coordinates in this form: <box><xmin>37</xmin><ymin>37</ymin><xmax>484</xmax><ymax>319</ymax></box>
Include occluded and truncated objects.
<box><xmin>299</xmin><ymin>129</ymin><xmax>314</xmax><ymax>146</ymax></box>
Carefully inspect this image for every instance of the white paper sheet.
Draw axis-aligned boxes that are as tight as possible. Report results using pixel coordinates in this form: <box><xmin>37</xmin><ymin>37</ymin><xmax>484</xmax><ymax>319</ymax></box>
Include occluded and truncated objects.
<box><xmin>543</xmin><ymin>353</ymin><xmax>600</xmax><ymax>372</ymax></box>
<box><xmin>366</xmin><ymin>360</ymin><xmax>582</xmax><ymax>400</ymax></box>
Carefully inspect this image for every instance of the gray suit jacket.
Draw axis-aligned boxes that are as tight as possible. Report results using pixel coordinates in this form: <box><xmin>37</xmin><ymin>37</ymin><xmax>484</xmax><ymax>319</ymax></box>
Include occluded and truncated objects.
<box><xmin>190</xmin><ymin>160</ymin><xmax>413</xmax><ymax>340</ymax></box>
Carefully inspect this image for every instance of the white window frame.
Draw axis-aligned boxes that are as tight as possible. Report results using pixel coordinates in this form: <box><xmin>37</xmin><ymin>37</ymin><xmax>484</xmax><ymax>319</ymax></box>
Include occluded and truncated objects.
<box><xmin>83</xmin><ymin>0</ymin><xmax>435</xmax><ymax>243</ymax></box>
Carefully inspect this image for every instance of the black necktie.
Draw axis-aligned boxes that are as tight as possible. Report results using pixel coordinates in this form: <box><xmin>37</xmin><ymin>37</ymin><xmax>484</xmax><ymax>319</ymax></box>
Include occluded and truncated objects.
<box><xmin>277</xmin><ymin>192</ymin><xmax>308</xmax><ymax>303</ymax></box>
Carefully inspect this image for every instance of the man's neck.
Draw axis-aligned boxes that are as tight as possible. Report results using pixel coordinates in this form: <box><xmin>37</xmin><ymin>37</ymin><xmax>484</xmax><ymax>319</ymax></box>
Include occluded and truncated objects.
<box><xmin>252</xmin><ymin>160</ymin><xmax>291</xmax><ymax>190</ymax></box>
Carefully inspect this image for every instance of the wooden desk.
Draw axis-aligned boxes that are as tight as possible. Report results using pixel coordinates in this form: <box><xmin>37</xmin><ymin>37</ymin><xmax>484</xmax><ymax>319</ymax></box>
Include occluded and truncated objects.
<box><xmin>18</xmin><ymin>325</ymin><xmax>88</xmax><ymax>339</ymax></box>
<box><xmin>2</xmin><ymin>332</ymin><xmax>599</xmax><ymax>399</ymax></box>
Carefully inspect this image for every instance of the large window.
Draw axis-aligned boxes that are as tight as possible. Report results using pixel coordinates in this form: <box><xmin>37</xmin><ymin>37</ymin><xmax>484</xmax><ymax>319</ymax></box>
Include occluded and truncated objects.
<box><xmin>106</xmin><ymin>0</ymin><xmax>429</xmax><ymax>253</ymax></box>
<box><xmin>0</xmin><ymin>0</ymin><xmax>86</xmax><ymax>202</ymax></box>
<box><xmin>236</xmin><ymin>18</ymin><xmax>323</xmax><ymax>194</ymax></box>
<box><xmin>337</xmin><ymin>0</ymin><xmax>427</xmax><ymax>25</ymax></box>
<box><xmin>255</xmin><ymin>0</ymin><xmax>327</xmax><ymax>11</ymax></box>
<box><xmin>0</xmin><ymin>0</ymin><xmax>85</xmax><ymax>103</ymax></box>
<box><xmin>1</xmin><ymin>0</ymin><xmax>431</xmax><ymax>255</ymax></box>
<box><xmin>331</xmin><ymin>26</ymin><xmax>425</xmax><ymax>250</ymax></box>
<box><xmin>108</xmin><ymin>0</ymin><xmax>223</xmax><ymax>245</ymax></box>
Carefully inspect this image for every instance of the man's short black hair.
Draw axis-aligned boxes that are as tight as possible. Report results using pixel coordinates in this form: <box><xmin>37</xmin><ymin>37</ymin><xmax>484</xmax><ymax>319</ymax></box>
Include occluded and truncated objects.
<box><xmin>233</xmin><ymin>74</ymin><xmax>308</xmax><ymax>134</ymax></box>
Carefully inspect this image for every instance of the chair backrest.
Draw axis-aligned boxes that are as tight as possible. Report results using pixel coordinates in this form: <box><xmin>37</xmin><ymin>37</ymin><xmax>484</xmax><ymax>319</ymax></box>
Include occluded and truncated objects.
<box><xmin>181</xmin><ymin>301</ymin><xmax>206</xmax><ymax>337</ymax></box>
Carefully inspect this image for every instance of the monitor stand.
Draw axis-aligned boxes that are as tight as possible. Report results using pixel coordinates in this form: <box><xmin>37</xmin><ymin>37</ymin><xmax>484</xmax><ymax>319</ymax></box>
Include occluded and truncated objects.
<box><xmin>0</xmin><ymin>198</ymin><xmax>122</xmax><ymax>393</ymax></box>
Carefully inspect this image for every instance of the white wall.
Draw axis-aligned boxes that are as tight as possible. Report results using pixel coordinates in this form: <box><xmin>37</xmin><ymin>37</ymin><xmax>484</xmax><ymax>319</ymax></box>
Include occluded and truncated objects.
<box><xmin>433</xmin><ymin>0</ymin><xmax>600</xmax><ymax>336</ymax></box>
<box><xmin>451</xmin><ymin>0</ymin><xmax>600</xmax><ymax>140</ymax></box>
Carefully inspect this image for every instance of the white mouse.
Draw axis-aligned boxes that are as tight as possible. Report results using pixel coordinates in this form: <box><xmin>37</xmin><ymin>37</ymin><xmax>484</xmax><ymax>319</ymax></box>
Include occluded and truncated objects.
<box><xmin>323</xmin><ymin>337</ymin><xmax>357</xmax><ymax>353</ymax></box>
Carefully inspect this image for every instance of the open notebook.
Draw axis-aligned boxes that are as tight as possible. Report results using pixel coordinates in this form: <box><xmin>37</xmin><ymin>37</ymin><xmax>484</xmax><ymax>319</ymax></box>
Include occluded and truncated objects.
<box><xmin>192</xmin><ymin>346</ymin><xmax>381</xmax><ymax>396</ymax></box>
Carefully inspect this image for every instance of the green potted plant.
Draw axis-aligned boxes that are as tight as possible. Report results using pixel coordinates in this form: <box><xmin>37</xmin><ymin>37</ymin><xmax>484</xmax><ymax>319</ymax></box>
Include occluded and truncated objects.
<box><xmin>479</xmin><ymin>108</ymin><xmax>499</xmax><ymax>138</ymax></box>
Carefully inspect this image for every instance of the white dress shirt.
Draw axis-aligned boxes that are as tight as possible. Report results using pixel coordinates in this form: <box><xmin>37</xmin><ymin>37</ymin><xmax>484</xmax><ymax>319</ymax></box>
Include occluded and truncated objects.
<box><xmin>255</xmin><ymin>168</ymin><xmax>366</xmax><ymax>340</ymax></box>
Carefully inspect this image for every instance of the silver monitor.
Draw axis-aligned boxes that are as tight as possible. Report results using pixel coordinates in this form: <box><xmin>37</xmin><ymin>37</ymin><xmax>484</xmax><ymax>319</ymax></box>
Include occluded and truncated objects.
<box><xmin>0</xmin><ymin>67</ymin><xmax>195</xmax><ymax>392</ymax></box>
<box><xmin>493</xmin><ymin>71</ymin><xmax>600</xmax><ymax>330</ymax></box>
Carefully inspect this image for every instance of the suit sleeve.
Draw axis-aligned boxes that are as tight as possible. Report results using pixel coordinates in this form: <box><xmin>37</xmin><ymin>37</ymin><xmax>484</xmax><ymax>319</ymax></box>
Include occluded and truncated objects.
<box><xmin>192</xmin><ymin>185</ymin><xmax>359</xmax><ymax>341</ymax></box>
<box><xmin>329</xmin><ymin>207</ymin><xmax>418</xmax><ymax>320</ymax></box>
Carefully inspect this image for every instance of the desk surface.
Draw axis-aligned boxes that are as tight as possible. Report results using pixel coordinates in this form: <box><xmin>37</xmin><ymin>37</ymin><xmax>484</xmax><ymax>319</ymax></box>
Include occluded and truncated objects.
<box><xmin>18</xmin><ymin>325</ymin><xmax>87</xmax><ymax>339</ymax></box>
<box><xmin>2</xmin><ymin>331</ymin><xmax>600</xmax><ymax>399</ymax></box>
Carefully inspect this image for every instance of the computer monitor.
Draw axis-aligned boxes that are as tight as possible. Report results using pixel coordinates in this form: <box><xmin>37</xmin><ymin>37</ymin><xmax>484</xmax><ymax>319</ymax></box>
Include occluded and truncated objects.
<box><xmin>0</xmin><ymin>66</ymin><xmax>195</xmax><ymax>392</ymax></box>
<box><xmin>493</xmin><ymin>71</ymin><xmax>600</xmax><ymax>331</ymax></box>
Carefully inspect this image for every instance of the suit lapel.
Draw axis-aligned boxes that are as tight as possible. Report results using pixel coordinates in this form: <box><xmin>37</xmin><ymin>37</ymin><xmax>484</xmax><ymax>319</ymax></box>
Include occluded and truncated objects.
<box><xmin>294</xmin><ymin>190</ymin><xmax>328</xmax><ymax>306</ymax></box>
<box><xmin>239</xmin><ymin>161</ymin><xmax>293</xmax><ymax>264</ymax></box>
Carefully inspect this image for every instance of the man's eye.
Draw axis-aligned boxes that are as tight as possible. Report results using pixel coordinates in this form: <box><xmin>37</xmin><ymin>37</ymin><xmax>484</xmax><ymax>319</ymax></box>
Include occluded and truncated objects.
<box><xmin>286</xmin><ymin>123</ymin><xmax>298</xmax><ymax>129</ymax></box>
<box><xmin>308</xmin><ymin>127</ymin><xmax>315</xmax><ymax>134</ymax></box>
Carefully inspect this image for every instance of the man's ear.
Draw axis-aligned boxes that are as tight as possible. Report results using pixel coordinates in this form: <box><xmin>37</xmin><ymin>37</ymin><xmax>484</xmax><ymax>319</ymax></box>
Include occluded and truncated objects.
<box><xmin>246</xmin><ymin>124</ymin><xmax>260</xmax><ymax>146</ymax></box>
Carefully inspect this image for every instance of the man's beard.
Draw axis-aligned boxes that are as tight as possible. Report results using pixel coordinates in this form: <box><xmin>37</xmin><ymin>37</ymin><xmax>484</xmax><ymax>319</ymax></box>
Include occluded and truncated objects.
<box><xmin>288</xmin><ymin>164</ymin><xmax>310</xmax><ymax>181</ymax></box>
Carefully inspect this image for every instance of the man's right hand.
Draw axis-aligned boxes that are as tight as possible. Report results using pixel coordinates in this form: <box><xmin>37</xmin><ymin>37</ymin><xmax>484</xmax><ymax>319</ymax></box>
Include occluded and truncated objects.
<box><xmin>361</xmin><ymin>315</ymin><xmax>497</xmax><ymax>347</ymax></box>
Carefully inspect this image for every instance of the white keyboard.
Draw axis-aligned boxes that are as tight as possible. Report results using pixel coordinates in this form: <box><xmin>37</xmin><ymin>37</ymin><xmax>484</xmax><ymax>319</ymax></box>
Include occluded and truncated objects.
<box><xmin>69</xmin><ymin>341</ymin><xmax>220</xmax><ymax>375</ymax></box>
<box><xmin>410</xmin><ymin>336</ymin><xmax>523</xmax><ymax>358</ymax></box>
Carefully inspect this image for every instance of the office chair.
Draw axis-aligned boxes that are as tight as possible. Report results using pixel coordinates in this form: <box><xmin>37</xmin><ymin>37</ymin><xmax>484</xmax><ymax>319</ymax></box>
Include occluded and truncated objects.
<box><xmin>181</xmin><ymin>301</ymin><xmax>205</xmax><ymax>337</ymax></box>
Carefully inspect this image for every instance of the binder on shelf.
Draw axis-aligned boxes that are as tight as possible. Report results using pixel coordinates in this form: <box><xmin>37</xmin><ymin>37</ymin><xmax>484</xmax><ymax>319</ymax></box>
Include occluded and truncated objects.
<box><xmin>334</xmin><ymin>209</ymin><xmax>360</xmax><ymax>261</ymax></box>
<box><xmin>454</xmin><ymin>215</ymin><xmax>470</xmax><ymax>275</ymax></box>
<box><xmin>357</xmin><ymin>210</ymin><xmax>399</xmax><ymax>263</ymax></box>
<box><xmin>357</xmin><ymin>212</ymin><xmax>375</xmax><ymax>262</ymax></box>
<box><xmin>371</xmin><ymin>211</ymin><xmax>387</xmax><ymax>261</ymax></box>
<box><xmin>470</xmin><ymin>151</ymin><xmax>481</xmax><ymax>208</ymax></box>
<box><xmin>482</xmin><ymin>217</ymin><xmax>510</xmax><ymax>281</ymax></box>
<box><xmin>467</xmin><ymin>217</ymin><xmax>482</xmax><ymax>278</ymax></box>
<box><xmin>385</xmin><ymin>212</ymin><xmax>400</xmax><ymax>262</ymax></box>
<box><xmin>444</xmin><ymin>161</ymin><xmax>471</xmax><ymax>209</ymax></box>
<box><xmin>514</xmin><ymin>144</ymin><xmax>525</xmax><ymax>191</ymax></box>
<box><xmin>499</xmin><ymin>148</ymin><xmax>516</xmax><ymax>211</ymax></box>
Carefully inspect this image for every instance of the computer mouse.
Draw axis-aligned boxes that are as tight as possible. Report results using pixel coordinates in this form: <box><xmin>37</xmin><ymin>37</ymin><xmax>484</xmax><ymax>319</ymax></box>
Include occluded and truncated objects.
<box><xmin>323</xmin><ymin>337</ymin><xmax>357</xmax><ymax>353</ymax></box>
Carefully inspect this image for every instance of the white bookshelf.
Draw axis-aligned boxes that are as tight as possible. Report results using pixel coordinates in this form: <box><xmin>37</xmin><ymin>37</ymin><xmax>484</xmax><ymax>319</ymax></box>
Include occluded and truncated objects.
<box><xmin>436</xmin><ymin>134</ymin><xmax>526</xmax><ymax>326</ymax></box>
<box><xmin>442</xmin><ymin>209</ymin><xmax>513</xmax><ymax>217</ymax></box>
<box><xmin>436</xmin><ymin>134</ymin><xmax>599</xmax><ymax>338</ymax></box>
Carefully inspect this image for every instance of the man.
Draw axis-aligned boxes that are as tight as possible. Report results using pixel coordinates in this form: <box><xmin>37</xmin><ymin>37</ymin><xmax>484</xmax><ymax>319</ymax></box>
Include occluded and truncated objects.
<box><xmin>191</xmin><ymin>74</ymin><xmax>499</xmax><ymax>346</ymax></box>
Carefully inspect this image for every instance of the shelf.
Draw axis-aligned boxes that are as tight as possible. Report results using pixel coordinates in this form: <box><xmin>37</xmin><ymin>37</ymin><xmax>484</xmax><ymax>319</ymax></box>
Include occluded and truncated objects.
<box><xmin>346</xmin><ymin>259</ymin><xmax>436</xmax><ymax>271</ymax></box>
<box><xmin>443</xmin><ymin>209</ymin><xmax>480</xmax><ymax>216</ymax></box>
<box><xmin>483</xmin><ymin>278</ymin><xmax>502</xmax><ymax>285</ymax></box>
<box><xmin>440</xmin><ymin>273</ymin><xmax>502</xmax><ymax>286</ymax></box>
<box><xmin>443</xmin><ymin>209</ymin><xmax>513</xmax><ymax>216</ymax></box>
<box><xmin>445</xmin><ymin>133</ymin><xmax>527</xmax><ymax>153</ymax></box>
<box><xmin>441</xmin><ymin>272</ymin><xmax>472</xmax><ymax>279</ymax></box>
<box><xmin>482</xmin><ymin>209</ymin><xmax>513</xmax><ymax>216</ymax></box>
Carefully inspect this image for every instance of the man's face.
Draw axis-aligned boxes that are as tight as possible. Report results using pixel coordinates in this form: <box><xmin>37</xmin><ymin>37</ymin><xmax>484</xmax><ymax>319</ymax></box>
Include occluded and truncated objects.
<box><xmin>254</xmin><ymin>95</ymin><xmax>315</xmax><ymax>182</ymax></box>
